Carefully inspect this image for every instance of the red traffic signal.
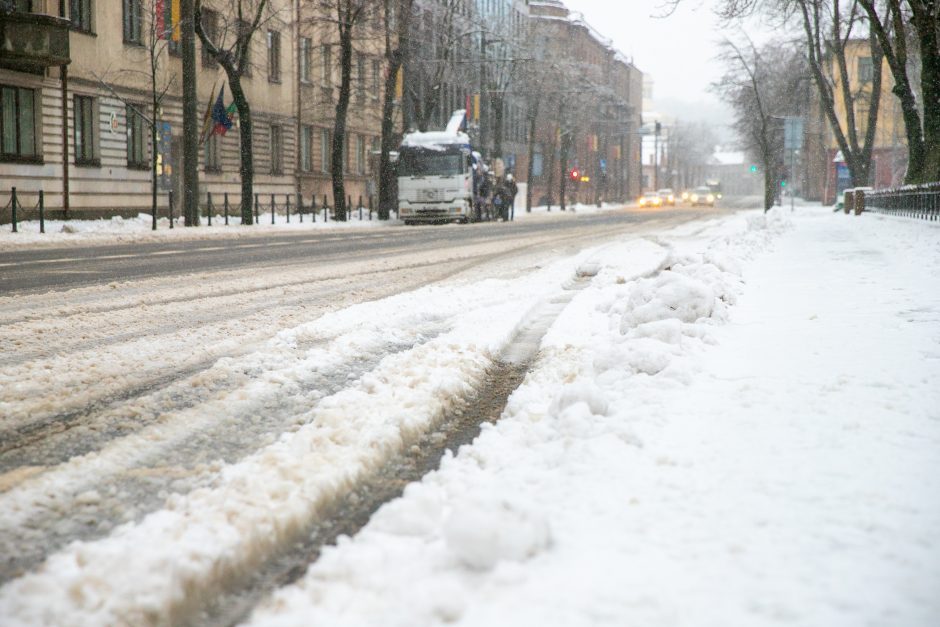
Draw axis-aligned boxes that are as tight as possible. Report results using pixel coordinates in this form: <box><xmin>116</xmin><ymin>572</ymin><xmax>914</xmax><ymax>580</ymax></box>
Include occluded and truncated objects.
<box><xmin>569</xmin><ymin>168</ymin><xmax>580</xmax><ymax>181</ymax></box>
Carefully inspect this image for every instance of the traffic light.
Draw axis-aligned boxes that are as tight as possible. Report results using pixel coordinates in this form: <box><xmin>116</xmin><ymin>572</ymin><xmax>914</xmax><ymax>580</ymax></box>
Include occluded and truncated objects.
<box><xmin>780</xmin><ymin>180</ymin><xmax>787</xmax><ymax>187</ymax></box>
<box><xmin>569</xmin><ymin>168</ymin><xmax>580</xmax><ymax>181</ymax></box>
<box><xmin>750</xmin><ymin>165</ymin><xmax>758</xmax><ymax>173</ymax></box>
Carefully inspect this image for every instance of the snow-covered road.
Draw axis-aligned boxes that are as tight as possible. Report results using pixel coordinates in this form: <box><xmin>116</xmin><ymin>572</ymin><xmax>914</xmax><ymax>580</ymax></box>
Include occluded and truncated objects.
<box><xmin>1</xmin><ymin>206</ymin><xmax>937</xmax><ymax>626</ymax></box>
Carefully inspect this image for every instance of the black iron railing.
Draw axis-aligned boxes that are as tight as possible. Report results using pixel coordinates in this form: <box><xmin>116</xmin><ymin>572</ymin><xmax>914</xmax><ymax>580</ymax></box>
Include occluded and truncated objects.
<box><xmin>864</xmin><ymin>183</ymin><xmax>940</xmax><ymax>221</ymax></box>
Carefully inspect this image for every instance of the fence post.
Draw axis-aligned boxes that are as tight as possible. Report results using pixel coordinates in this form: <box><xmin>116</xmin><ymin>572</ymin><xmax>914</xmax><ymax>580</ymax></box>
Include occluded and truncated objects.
<box><xmin>168</xmin><ymin>190</ymin><xmax>174</xmax><ymax>229</ymax></box>
<box><xmin>286</xmin><ymin>194</ymin><xmax>291</xmax><ymax>223</ymax></box>
<box><xmin>357</xmin><ymin>195</ymin><xmax>362</xmax><ymax>221</ymax></box>
<box><xmin>224</xmin><ymin>192</ymin><xmax>230</xmax><ymax>225</ymax></box>
<box><xmin>271</xmin><ymin>194</ymin><xmax>276</xmax><ymax>225</ymax></box>
<box><xmin>323</xmin><ymin>194</ymin><xmax>329</xmax><ymax>222</ymax></box>
<box><xmin>254</xmin><ymin>193</ymin><xmax>260</xmax><ymax>224</ymax></box>
<box><xmin>207</xmin><ymin>191</ymin><xmax>213</xmax><ymax>227</ymax></box>
<box><xmin>347</xmin><ymin>195</ymin><xmax>352</xmax><ymax>221</ymax></box>
<box><xmin>39</xmin><ymin>189</ymin><xmax>44</xmax><ymax>234</ymax></box>
<box><xmin>297</xmin><ymin>193</ymin><xmax>303</xmax><ymax>223</ymax></box>
<box><xmin>369</xmin><ymin>194</ymin><xmax>373</xmax><ymax>220</ymax></box>
<box><xmin>10</xmin><ymin>187</ymin><xmax>17</xmax><ymax>233</ymax></box>
<box><xmin>312</xmin><ymin>195</ymin><xmax>317</xmax><ymax>222</ymax></box>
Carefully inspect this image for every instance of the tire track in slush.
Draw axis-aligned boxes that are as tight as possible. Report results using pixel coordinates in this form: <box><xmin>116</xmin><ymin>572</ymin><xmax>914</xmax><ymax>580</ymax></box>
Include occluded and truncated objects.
<box><xmin>0</xmin><ymin>324</ymin><xmax>450</xmax><ymax>583</ymax></box>
<box><xmin>190</xmin><ymin>268</ymin><xmax>600</xmax><ymax>627</ymax></box>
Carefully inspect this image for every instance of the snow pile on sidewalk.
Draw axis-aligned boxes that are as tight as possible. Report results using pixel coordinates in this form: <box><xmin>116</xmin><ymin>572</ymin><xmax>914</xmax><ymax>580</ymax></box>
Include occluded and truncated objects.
<box><xmin>246</xmin><ymin>208</ymin><xmax>940</xmax><ymax>627</ymax></box>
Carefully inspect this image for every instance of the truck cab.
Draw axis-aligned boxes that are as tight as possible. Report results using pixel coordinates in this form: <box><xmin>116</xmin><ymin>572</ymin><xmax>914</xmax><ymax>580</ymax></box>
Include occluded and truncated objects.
<box><xmin>397</xmin><ymin>111</ymin><xmax>476</xmax><ymax>225</ymax></box>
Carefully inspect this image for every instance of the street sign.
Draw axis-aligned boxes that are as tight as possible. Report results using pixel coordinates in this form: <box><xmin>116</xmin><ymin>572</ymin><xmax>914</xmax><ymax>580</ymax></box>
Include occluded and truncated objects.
<box><xmin>599</xmin><ymin>159</ymin><xmax>607</xmax><ymax>172</ymax></box>
<box><xmin>784</xmin><ymin>117</ymin><xmax>804</xmax><ymax>151</ymax></box>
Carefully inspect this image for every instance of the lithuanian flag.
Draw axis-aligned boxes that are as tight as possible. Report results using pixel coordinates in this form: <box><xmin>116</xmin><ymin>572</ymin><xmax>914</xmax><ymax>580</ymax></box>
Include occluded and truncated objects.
<box><xmin>156</xmin><ymin>0</ymin><xmax>182</xmax><ymax>42</ymax></box>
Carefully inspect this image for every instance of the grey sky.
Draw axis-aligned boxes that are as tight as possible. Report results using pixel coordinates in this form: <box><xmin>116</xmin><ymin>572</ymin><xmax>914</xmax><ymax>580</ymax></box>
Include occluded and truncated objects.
<box><xmin>563</xmin><ymin>0</ymin><xmax>729</xmax><ymax>114</ymax></box>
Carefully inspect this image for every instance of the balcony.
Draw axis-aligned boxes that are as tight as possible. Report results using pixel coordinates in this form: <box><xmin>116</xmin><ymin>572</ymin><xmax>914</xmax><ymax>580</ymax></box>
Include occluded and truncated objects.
<box><xmin>0</xmin><ymin>7</ymin><xmax>71</xmax><ymax>70</ymax></box>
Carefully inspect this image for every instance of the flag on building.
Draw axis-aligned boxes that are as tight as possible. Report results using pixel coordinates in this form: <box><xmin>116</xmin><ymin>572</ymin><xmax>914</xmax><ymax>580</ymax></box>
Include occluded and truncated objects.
<box><xmin>211</xmin><ymin>86</ymin><xmax>237</xmax><ymax>137</ymax></box>
<box><xmin>156</xmin><ymin>0</ymin><xmax>181</xmax><ymax>41</ymax></box>
<box><xmin>199</xmin><ymin>82</ymin><xmax>219</xmax><ymax>144</ymax></box>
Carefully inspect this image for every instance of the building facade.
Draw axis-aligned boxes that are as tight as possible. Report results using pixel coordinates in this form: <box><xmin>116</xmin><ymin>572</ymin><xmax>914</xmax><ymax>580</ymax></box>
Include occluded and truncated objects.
<box><xmin>805</xmin><ymin>38</ymin><xmax>908</xmax><ymax>204</ymax></box>
<box><xmin>0</xmin><ymin>0</ymin><xmax>304</xmax><ymax>220</ymax></box>
<box><xmin>1</xmin><ymin>0</ymin><xmax>642</xmax><ymax>221</ymax></box>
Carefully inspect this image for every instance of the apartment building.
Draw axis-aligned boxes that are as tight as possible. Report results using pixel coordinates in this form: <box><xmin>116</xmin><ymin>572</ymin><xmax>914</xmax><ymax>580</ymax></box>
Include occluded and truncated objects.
<box><xmin>0</xmin><ymin>0</ymin><xmax>301</xmax><ymax>219</ymax></box>
<box><xmin>527</xmin><ymin>0</ymin><xmax>643</xmax><ymax>206</ymax></box>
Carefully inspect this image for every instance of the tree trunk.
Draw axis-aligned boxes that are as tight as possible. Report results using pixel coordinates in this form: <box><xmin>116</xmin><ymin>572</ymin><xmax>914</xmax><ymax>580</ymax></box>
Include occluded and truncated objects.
<box><xmin>230</xmin><ymin>77</ymin><xmax>255</xmax><ymax>225</ymax></box>
<box><xmin>492</xmin><ymin>93</ymin><xmax>504</xmax><ymax>162</ymax></box>
<box><xmin>379</xmin><ymin>57</ymin><xmax>401</xmax><ymax>220</ymax></box>
<box><xmin>181</xmin><ymin>0</ymin><xmax>200</xmax><ymax>226</ymax></box>
<box><xmin>525</xmin><ymin>105</ymin><xmax>538</xmax><ymax>212</ymax></box>
<box><xmin>915</xmin><ymin>12</ymin><xmax>940</xmax><ymax>182</ymax></box>
<box><xmin>559</xmin><ymin>130</ymin><xmax>570</xmax><ymax>211</ymax></box>
<box><xmin>332</xmin><ymin>19</ymin><xmax>354</xmax><ymax>221</ymax></box>
<box><xmin>545</xmin><ymin>121</ymin><xmax>557</xmax><ymax>209</ymax></box>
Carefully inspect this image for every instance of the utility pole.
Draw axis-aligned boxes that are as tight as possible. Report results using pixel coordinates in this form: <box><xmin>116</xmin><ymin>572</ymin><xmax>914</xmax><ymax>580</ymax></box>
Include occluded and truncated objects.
<box><xmin>181</xmin><ymin>0</ymin><xmax>200</xmax><ymax>226</ymax></box>
<box><xmin>479</xmin><ymin>33</ymin><xmax>487</xmax><ymax>159</ymax></box>
<box><xmin>653</xmin><ymin>120</ymin><xmax>661</xmax><ymax>190</ymax></box>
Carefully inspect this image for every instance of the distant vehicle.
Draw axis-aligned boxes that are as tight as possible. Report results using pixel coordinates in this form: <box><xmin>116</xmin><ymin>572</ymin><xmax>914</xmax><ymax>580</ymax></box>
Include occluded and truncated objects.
<box><xmin>680</xmin><ymin>190</ymin><xmax>692</xmax><ymax>203</ymax></box>
<box><xmin>638</xmin><ymin>191</ymin><xmax>663</xmax><ymax>208</ymax></box>
<box><xmin>397</xmin><ymin>110</ymin><xmax>476</xmax><ymax>225</ymax></box>
<box><xmin>689</xmin><ymin>186</ymin><xmax>716</xmax><ymax>207</ymax></box>
<box><xmin>657</xmin><ymin>188</ymin><xmax>676</xmax><ymax>206</ymax></box>
<box><xmin>706</xmin><ymin>180</ymin><xmax>723</xmax><ymax>200</ymax></box>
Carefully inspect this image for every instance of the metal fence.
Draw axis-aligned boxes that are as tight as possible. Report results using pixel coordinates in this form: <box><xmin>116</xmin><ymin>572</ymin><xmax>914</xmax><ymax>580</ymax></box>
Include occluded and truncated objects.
<box><xmin>2</xmin><ymin>188</ymin><xmax>394</xmax><ymax>233</ymax></box>
<box><xmin>863</xmin><ymin>183</ymin><xmax>940</xmax><ymax>221</ymax></box>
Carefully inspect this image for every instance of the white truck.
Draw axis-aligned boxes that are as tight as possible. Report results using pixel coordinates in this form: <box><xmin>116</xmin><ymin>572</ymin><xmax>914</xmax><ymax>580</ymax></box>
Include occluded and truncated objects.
<box><xmin>397</xmin><ymin>110</ymin><xmax>478</xmax><ymax>225</ymax></box>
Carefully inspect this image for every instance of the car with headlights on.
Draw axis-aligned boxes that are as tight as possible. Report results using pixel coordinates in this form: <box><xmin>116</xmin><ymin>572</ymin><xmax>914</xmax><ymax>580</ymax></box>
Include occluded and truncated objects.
<box><xmin>657</xmin><ymin>188</ymin><xmax>676</xmax><ymax>206</ymax></box>
<box><xmin>638</xmin><ymin>191</ymin><xmax>663</xmax><ymax>208</ymax></box>
<box><xmin>689</xmin><ymin>186</ymin><xmax>716</xmax><ymax>207</ymax></box>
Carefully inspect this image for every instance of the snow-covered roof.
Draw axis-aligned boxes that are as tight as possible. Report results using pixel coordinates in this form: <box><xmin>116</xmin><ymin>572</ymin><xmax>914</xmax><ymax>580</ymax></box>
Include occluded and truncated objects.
<box><xmin>400</xmin><ymin>131</ymin><xmax>471</xmax><ymax>151</ymax></box>
<box><xmin>711</xmin><ymin>151</ymin><xmax>746</xmax><ymax>166</ymax></box>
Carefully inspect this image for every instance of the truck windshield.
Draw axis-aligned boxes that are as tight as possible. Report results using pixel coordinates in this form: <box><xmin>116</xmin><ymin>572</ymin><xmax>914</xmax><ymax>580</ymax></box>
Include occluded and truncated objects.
<box><xmin>398</xmin><ymin>152</ymin><xmax>464</xmax><ymax>177</ymax></box>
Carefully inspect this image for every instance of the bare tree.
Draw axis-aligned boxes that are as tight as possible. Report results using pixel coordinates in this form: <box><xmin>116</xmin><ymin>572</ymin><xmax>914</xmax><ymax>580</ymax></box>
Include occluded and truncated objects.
<box><xmin>687</xmin><ymin>0</ymin><xmax>939</xmax><ymax>184</ymax></box>
<box><xmin>857</xmin><ymin>0</ymin><xmax>939</xmax><ymax>183</ymax></box>
<box><xmin>715</xmin><ymin>38</ymin><xmax>809</xmax><ymax>210</ymax></box>
<box><xmin>792</xmin><ymin>0</ymin><xmax>883</xmax><ymax>188</ymax></box>
<box><xmin>194</xmin><ymin>0</ymin><xmax>272</xmax><ymax>226</ymax></box>
<box><xmin>378</xmin><ymin>0</ymin><xmax>415</xmax><ymax>219</ymax></box>
<box><xmin>403</xmin><ymin>0</ymin><xmax>471</xmax><ymax>133</ymax></box>
<box><xmin>93</xmin><ymin>0</ymin><xmax>177</xmax><ymax>230</ymax></box>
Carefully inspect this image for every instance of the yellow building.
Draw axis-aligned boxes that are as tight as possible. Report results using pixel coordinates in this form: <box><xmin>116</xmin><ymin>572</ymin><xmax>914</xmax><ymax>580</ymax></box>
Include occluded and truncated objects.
<box><xmin>807</xmin><ymin>38</ymin><xmax>907</xmax><ymax>202</ymax></box>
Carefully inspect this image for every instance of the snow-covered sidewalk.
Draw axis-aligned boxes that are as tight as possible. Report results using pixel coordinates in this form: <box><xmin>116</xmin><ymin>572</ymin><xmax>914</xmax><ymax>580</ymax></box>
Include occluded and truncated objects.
<box><xmin>247</xmin><ymin>207</ymin><xmax>940</xmax><ymax>626</ymax></box>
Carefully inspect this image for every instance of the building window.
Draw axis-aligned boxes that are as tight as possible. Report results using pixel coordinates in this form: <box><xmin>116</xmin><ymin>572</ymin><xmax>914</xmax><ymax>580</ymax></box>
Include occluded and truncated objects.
<box><xmin>267</xmin><ymin>30</ymin><xmax>281</xmax><ymax>83</ymax></box>
<box><xmin>201</xmin><ymin>9</ymin><xmax>219</xmax><ymax>67</ymax></box>
<box><xmin>300</xmin><ymin>37</ymin><xmax>312</xmax><ymax>83</ymax></box>
<box><xmin>73</xmin><ymin>95</ymin><xmax>98</xmax><ymax>165</ymax></box>
<box><xmin>126</xmin><ymin>104</ymin><xmax>148</xmax><ymax>169</ymax></box>
<box><xmin>321</xmin><ymin>44</ymin><xmax>331</xmax><ymax>86</ymax></box>
<box><xmin>269</xmin><ymin>125</ymin><xmax>283</xmax><ymax>174</ymax></box>
<box><xmin>320</xmin><ymin>129</ymin><xmax>331</xmax><ymax>173</ymax></box>
<box><xmin>858</xmin><ymin>56</ymin><xmax>874</xmax><ymax>83</ymax></box>
<box><xmin>300</xmin><ymin>124</ymin><xmax>313</xmax><ymax>172</ymax></box>
<box><xmin>70</xmin><ymin>0</ymin><xmax>92</xmax><ymax>32</ymax></box>
<box><xmin>356</xmin><ymin>54</ymin><xmax>365</xmax><ymax>100</ymax></box>
<box><xmin>204</xmin><ymin>133</ymin><xmax>221</xmax><ymax>172</ymax></box>
<box><xmin>372</xmin><ymin>59</ymin><xmax>380</xmax><ymax>97</ymax></box>
<box><xmin>0</xmin><ymin>85</ymin><xmax>38</xmax><ymax>161</ymax></box>
<box><xmin>122</xmin><ymin>0</ymin><xmax>142</xmax><ymax>44</ymax></box>
<box><xmin>356</xmin><ymin>135</ymin><xmax>365</xmax><ymax>175</ymax></box>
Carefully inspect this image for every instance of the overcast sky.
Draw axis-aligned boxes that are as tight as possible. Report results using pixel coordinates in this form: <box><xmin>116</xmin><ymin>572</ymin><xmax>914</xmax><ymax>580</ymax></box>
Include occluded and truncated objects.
<box><xmin>563</xmin><ymin>0</ymin><xmax>734</xmax><ymax>125</ymax></box>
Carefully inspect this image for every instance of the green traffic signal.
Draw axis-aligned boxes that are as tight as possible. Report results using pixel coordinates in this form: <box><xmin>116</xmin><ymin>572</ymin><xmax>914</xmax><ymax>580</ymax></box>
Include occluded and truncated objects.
<box><xmin>750</xmin><ymin>165</ymin><xmax>758</xmax><ymax>173</ymax></box>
